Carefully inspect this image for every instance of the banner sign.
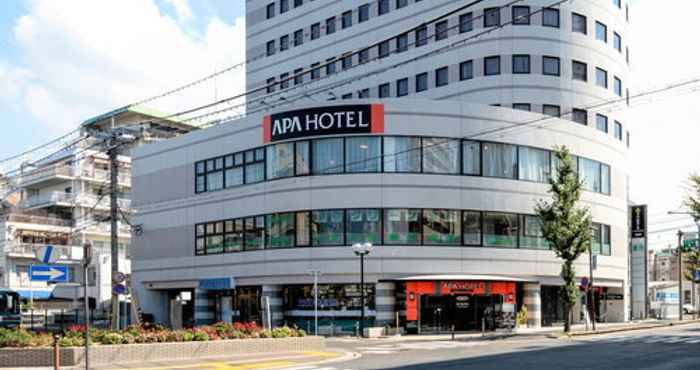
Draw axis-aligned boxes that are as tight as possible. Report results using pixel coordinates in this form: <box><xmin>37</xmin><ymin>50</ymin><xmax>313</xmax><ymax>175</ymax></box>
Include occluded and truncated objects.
<box><xmin>263</xmin><ymin>104</ymin><xmax>384</xmax><ymax>143</ymax></box>
<box><xmin>631</xmin><ymin>205</ymin><xmax>647</xmax><ymax>238</ymax></box>
<box><xmin>198</xmin><ymin>277</ymin><xmax>235</xmax><ymax>291</ymax></box>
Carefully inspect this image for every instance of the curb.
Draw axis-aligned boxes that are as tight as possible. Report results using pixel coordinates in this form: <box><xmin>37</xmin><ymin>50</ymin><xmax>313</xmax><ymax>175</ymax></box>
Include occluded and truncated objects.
<box><xmin>553</xmin><ymin>319</ymin><xmax>700</xmax><ymax>338</ymax></box>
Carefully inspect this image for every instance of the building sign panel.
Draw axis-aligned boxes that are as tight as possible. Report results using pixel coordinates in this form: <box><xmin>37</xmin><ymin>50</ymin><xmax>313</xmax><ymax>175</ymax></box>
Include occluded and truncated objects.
<box><xmin>631</xmin><ymin>205</ymin><xmax>647</xmax><ymax>238</ymax></box>
<box><xmin>198</xmin><ymin>277</ymin><xmax>235</xmax><ymax>291</ymax></box>
<box><xmin>263</xmin><ymin>104</ymin><xmax>384</xmax><ymax>143</ymax></box>
<box><xmin>630</xmin><ymin>204</ymin><xmax>648</xmax><ymax>319</ymax></box>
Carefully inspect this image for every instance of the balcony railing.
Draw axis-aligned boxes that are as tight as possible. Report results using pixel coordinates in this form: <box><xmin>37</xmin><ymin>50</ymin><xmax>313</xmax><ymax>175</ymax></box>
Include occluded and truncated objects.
<box><xmin>4</xmin><ymin>242</ymin><xmax>80</xmax><ymax>260</ymax></box>
<box><xmin>80</xmin><ymin>221</ymin><xmax>131</xmax><ymax>235</ymax></box>
<box><xmin>18</xmin><ymin>164</ymin><xmax>74</xmax><ymax>186</ymax></box>
<box><xmin>81</xmin><ymin>169</ymin><xmax>131</xmax><ymax>186</ymax></box>
<box><xmin>22</xmin><ymin>191</ymin><xmax>75</xmax><ymax>209</ymax></box>
<box><xmin>5</xmin><ymin>213</ymin><xmax>73</xmax><ymax>227</ymax></box>
<box><xmin>77</xmin><ymin>194</ymin><xmax>131</xmax><ymax>210</ymax></box>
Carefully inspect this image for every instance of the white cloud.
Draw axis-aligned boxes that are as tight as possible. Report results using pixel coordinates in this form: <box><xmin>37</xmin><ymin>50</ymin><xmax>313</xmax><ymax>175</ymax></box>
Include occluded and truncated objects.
<box><xmin>1</xmin><ymin>0</ymin><xmax>246</xmax><ymax>134</ymax></box>
<box><xmin>163</xmin><ymin>0</ymin><xmax>193</xmax><ymax>21</ymax></box>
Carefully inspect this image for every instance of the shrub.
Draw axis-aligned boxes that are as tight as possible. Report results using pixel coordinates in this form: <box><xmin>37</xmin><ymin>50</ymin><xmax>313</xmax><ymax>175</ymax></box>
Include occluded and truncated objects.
<box><xmin>0</xmin><ymin>328</ymin><xmax>33</xmax><ymax>347</ymax></box>
<box><xmin>58</xmin><ymin>336</ymin><xmax>83</xmax><ymax>347</ymax></box>
<box><xmin>100</xmin><ymin>332</ymin><xmax>126</xmax><ymax>345</ymax></box>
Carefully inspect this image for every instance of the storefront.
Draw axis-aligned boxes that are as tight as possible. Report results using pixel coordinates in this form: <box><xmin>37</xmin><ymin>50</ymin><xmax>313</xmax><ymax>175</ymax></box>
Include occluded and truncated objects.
<box><xmin>403</xmin><ymin>280</ymin><xmax>517</xmax><ymax>333</ymax></box>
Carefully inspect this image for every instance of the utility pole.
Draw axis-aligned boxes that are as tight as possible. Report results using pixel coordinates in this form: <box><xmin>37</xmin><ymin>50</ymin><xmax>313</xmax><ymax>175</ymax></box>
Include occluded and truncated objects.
<box><xmin>678</xmin><ymin>230</ymin><xmax>684</xmax><ymax>322</ymax></box>
<box><xmin>83</xmin><ymin>242</ymin><xmax>92</xmax><ymax>370</ymax></box>
<box><xmin>109</xmin><ymin>134</ymin><xmax>120</xmax><ymax>330</ymax></box>
<box><xmin>308</xmin><ymin>270</ymin><xmax>321</xmax><ymax>336</ymax></box>
<box><xmin>589</xmin><ymin>247</ymin><xmax>596</xmax><ymax>331</ymax></box>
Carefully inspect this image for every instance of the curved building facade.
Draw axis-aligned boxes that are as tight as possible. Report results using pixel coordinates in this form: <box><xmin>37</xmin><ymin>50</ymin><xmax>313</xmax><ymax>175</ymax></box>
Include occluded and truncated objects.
<box><xmin>132</xmin><ymin>0</ymin><xmax>632</xmax><ymax>331</ymax></box>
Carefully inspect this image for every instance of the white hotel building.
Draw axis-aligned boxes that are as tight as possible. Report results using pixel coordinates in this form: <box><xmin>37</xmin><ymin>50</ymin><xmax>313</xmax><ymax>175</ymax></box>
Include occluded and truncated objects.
<box><xmin>132</xmin><ymin>0</ymin><xmax>632</xmax><ymax>332</ymax></box>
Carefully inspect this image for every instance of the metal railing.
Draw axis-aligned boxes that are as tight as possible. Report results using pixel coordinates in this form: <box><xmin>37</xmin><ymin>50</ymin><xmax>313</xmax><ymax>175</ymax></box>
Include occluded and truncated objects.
<box><xmin>4</xmin><ymin>242</ymin><xmax>78</xmax><ymax>260</ymax></box>
<box><xmin>5</xmin><ymin>213</ymin><xmax>73</xmax><ymax>227</ymax></box>
<box><xmin>77</xmin><ymin>194</ymin><xmax>131</xmax><ymax>210</ymax></box>
<box><xmin>18</xmin><ymin>164</ymin><xmax>74</xmax><ymax>185</ymax></box>
<box><xmin>81</xmin><ymin>168</ymin><xmax>131</xmax><ymax>186</ymax></box>
<box><xmin>22</xmin><ymin>191</ymin><xmax>75</xmax><ymax>208</ymax></box>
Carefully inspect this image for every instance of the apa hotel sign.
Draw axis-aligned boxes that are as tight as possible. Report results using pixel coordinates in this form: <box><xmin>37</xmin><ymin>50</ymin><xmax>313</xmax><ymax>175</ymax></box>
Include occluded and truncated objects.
<box><xmin>263</xmin><ymin>104</ymin><xmax>384</xmax><ymax>143</ymax></box>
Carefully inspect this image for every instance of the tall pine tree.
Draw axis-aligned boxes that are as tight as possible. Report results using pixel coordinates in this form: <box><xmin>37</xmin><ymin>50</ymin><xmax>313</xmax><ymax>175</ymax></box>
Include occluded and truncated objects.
<box><xmin>536</xmin><ymin>146</ymin><xmax>592</xmax><ymax>332</ymax></box>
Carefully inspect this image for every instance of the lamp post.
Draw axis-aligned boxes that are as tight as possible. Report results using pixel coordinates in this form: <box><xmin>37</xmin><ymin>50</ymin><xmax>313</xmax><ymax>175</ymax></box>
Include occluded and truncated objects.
<box><xmin>307</xmin><ymin>270</ymin><xmax>321</xmax><ymax>336</ymax></box>
<box><xmin>588</xmin><ymin>226</ymin><xmax>597</xmax><ymax>331</ymax></box>
<box><xmin>352</xmin><ymin>242</ymin><xmax>372</xmax><ymax>338</ymax></box>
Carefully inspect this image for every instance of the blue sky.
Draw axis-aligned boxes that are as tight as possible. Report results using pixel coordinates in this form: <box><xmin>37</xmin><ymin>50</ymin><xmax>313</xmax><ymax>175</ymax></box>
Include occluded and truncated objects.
<box><xmin>0</xmin><ymin>0</ymin><xmax>245</xmax><ymax>160</ymax></box>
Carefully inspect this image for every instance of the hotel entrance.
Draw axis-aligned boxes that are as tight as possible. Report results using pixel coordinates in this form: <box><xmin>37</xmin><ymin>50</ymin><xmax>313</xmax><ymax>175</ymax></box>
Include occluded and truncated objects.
<box><xmin>405</xmin><ymin>280</ymin><xmax>516</xmax><ymax>333</ymax></box>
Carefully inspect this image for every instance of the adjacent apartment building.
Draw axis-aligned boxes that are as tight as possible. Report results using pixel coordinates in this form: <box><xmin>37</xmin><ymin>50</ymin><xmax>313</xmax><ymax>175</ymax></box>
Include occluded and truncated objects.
<box><xmin>132</xmin><ymin>0</ymin><xmax>632</xmax><ymax>331</ymax></box>
<box><xmin>0</xmin><ymin>106</ymin><xmax>195</xmax><ymax>314</ymax></box>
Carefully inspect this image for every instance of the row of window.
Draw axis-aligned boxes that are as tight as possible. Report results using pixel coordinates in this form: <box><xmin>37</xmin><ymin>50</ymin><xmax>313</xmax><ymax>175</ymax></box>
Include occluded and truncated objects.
<box><xmin>263</xmin><ymin>5</ymin><xmax>629</xmax><ymax>72</ymax></box>
<box><xmin>266</xmin><ymin>0</ymin><xmax>308</xmax><ymax>19</ymax></box>
<box><xmin>194</xmin><ymin>208</ymin><xmax>613</xmax><ymax>256</ymax></box>
<box><xmin>195</xmin><ymin>135</ymin><xmax>612</xmax><ymax>195</ymax></box>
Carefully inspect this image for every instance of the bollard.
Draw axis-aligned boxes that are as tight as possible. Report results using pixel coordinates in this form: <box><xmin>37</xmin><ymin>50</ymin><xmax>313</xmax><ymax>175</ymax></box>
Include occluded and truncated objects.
<box><xmin>53</xmin><ymin>333</ymin><xmax>61</xmax><ymax>370</ymax></box>
<box><xmin>451</xmin><ymin>325</ymin><xmax>455</xmax><ymax>341</ymax></box>
<box><xmin>355</xmin><ymin>322</ymin><xmax>360</xmax><ymax>338</ymax></box>
<box><xmin>481</xmin><ymin>317</ymin><xmax>486</xmax><ymax>337</ymax></box>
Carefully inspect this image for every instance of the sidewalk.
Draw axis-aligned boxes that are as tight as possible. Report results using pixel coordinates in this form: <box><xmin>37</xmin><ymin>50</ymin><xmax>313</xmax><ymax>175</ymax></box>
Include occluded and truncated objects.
<box><xmin>328</xmin><ymin>318</ymin><xmax>700</xmax><ymax>343</ymax></box>
<box><xmin>6</xmin><ymin>349</ymin><xmax>354</xmax><ymax>370</ymax></box>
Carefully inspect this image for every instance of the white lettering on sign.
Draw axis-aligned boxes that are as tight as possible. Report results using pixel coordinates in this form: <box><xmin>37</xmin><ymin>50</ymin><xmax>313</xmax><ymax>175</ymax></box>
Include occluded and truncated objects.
<box><xmin>273</xmin><ymin>111</ymin><xmax>369</xmax><ymax>136</ymax></box>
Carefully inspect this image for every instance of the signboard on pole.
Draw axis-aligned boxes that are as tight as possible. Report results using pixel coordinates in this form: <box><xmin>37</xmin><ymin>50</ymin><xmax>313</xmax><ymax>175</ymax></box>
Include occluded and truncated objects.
<box><xmin>29</xmin><ymin>265</ymin><xmax>69</xmax><ymax>283</ymax></box>
<box><xmin>35</xmin><ymin>245</ymin><xmax>60</xmax><ymax>264</ymax></box>
<box><xmin>630</xmin><ymin>205</ymin><xmax>648</xmax><ymax>320</ymax></box>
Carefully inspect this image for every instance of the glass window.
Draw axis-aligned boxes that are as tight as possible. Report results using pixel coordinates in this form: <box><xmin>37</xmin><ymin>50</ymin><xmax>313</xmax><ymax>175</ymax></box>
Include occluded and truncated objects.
<box><xmin>326</xmin><ymin>58</ymin><xmax>337</xmax><ymax>75</ymax></box>
<box><xmin>542</xmin><ymin>56</ymin><xmax>560</xmax><ymax>76</ymax></box>
<box><xmin>280</xmin><ymin>35</ymin><xmax>289</xmax><ymax>51</ymax></box>
<box><xmin>396</xmin><ymin>78</ymin><xmax>408</xmax><ymax>97</ymax></box>
<box><xmin>310</xmin><ymin>62</ymin><xmax>320</xmax><ymax>80</ymax></box>
<box><xmin>245</xmin><ymin>162</ymin><xmax>264</xmax><ymax>184</ymax></box>
<box><xmin>196</xmin><ymin>175</ymin><xmax>206</xmax><ymax>193</ymax></box>
<box><xmin>266</xmin><ymin>77</ymin><xmax>276</xmax><ymax>94</ymax></box>
<box><xmin>460</xmin><ymin>60</ymin><xmax>473</xmax><ymax>80</ymax></box>
<box><xmin>422</xmin><ymin>138</ymin><xmax>460</xmax><ymax>174</ymax></box>
<box><xmin>542</xmin><ymin>8</ymin><xmax>559</xmax><ymax>27</ymax></box>
<box><xmin>463</xmin><ymin>211</ymin><xmax>481</xmax><ymax>245</ymax></box>
<box><xmin>396</xmin><ymin>33</ymin><xmax>408</xmax><ymax>53</ymax></box>
<box><xmin>435</xmin><ymin>66</ymin><xmax>449</xmax><ymax>87</ymax></box>
<box><xmin>294</xmin><ymin>0</ymin><xmax>302</xmax><ymax>7</ymax></box>
<box><xmin>224</xmin><ymin>219</ymin><xmax>244</xmax><ymax>253</ymax></box>
<box><xmin>512</xmin><ymin>55</ymin><xmax>530</xmax><ymax>74</ymax></box>
<box><xmin>435</xmin><ymin>20</ymin><xmax>448</xmax><ymax>41</ymax></box>
<box><xmin>267</xmin><ymin>213</ymin><xmax>295</xmax><ymax>248</ymax></box>
<box><xmin>572</xmin><ymin>60</ymin><xmax>587</xmax><ymax>81</ymax></box>
<box><xmin>312</xmin><ymin>138</ymin><xmax>344</xmax><ymax>175</ymax></box>
<box><xmin>614</xmin><ymin>121</ymin><xmax>623</xmax><ymax>141</ymax></box>
<box><xmin>591</xmin><ymin>223</ymin><xmax>602</xmax><ymax>254</ymax></box>
<box><xmin>206</xmin><ymin>234</ymin><xmax>224</xmax><ymax>254</ymax></box>
<box><xmin>296</xmin><ymin>212</ymin><xmax>310</xmax><ymax>246</ymax></box>
<box><xmin>346</xmin><ymin>137</ymin><xmax>381</xmax><ymax>173</ymax></box>
<box><xmin>379</xmin><ymin>83</ymin><xmax>391</xmax><ymax>98</ymax></box>
<box><xmin>512</xmin><ymin>6</ymin><xmax>530</xmax><ymax>25</ymax></box>
<box><xmin>280</xmin><ymin>0</ymin><xmax>289</xmax><ymax>13</ymax></box>
<box><xmin>459</xmin><ymin>13</ymin><xmax>473</xmax><ymax>33</ymax></box>
<box><xmin>359</xmin><ymin>49</ymin><xmax>370</xmax><ymax>64</ymax></box>
<box><xmin>342</xmin><ymin>11</ymin><xmax>352</xmax><ymax>29</ymax></box>
<box><xmin>520</xmin><ymin>215</ymin><xmax>549</xmax><ymax>249</ymax></box>
<box><xmin>266</xmin><ymin>40</ymin><xmax>275</xmax><ymax>56</ymax></box>
<box><xmin>295</xmin><ymin>141</ymin><xmax>310</xmax><ymax>175</ymax></box>
<box><xmin>484</xmin><ymin>56</ymin><xmax>501</xmax><ymax>76</ymax></box>
<box><xmin>415</xmin><ymin>26</ymin><xmax>428</xmax><ymax>47</ymax></box>
<box><xmin>294</xmin><ymin>68</ymin><xmax>303</xmax><ymax>85</ymax></box>
<box><xmin>359</xmin><ymin>4</ymin><xmax>370</xmax><ymax>23</ymax></box>
<box><xmin>280</xmin><ymin>72</ymin><xmax>289</xmax><ymax>89</ymax></box>
<box><xmin>326</xmin><ymin>17</ymin><xmax>336</xmax><ymax>35</ymax></box>
<box><xmin>518</xmin><ymin>146</ymin><xmax>550</xmax><ymax>183</ymax></box>
<box><xmin>601</xmin><ymin>163</ymin><xmax>611</xmax><ymax>195</ymax></box>
<box><xmin>293</xmin><ymin>29</ymin><xmax>303</xmax><ymax>46</ymax></box>
<box><xmin>602</xmin><ymin>224</ymin><xmax>611</xmax><ymax>255</ymax></box>
<box><xmin>462</xmin><ymin>140</ymin><xmax>481</xmax><ymax>176</ymax></box>
<box><xmin>225</xmin><ymin>167</ymin><xmax>243</xmax><ymax>187</ymax></box>
<box><xmin>596</xmin><ymin>114</ymin><xmax>609</xmax><ymax>133</ymax></box>
<box><xmin>513</xmin><ymin>103</ymin><xmax>531</xmax><ymax>111</ymax></box>
<box><xmin>572</xmin><ymin>12</ymin><xmax>587</xmax><ymax>34</ymax></box>
<box><xmin>572</xmin><ymin>109</ymin><xmax>587</xmax><ymax>125</ymax></box>
<box><xmin>423</xmin><ymin>209</ymin><xmax>461</xmax><ymax>245</ymax></box>
<box><xmin>484</xmin><ymin>212</ymin><xmax>518</xmax><ymax>248</ymax></box>
<box><xmin>396</xmin><ymin>0</ymin><xmax>408</xmax><ymax>9</ymax></box>
<box><xmin>310</xmin><ymin>23</ymin><xmax>320</xmax><ymax>40</ymax></box>
<box><xmin>596</xmin><ymin>21</ymin><xmax>607</xmax><ymax>43</ymax></box>
<box><xmin>579</xmin><ymin>157</ymin><xmax>601</xmax><ymax>193</ymax></box>
<box><xmin>379</xmin><ymin>40</ymin><xmax>390</xmax><ymax>58</ymax></box>
<box><xmin>267</xmin><ymin>143</ymin><xmax>294</xmax><ymax>180</ymax></box>
<box><xmin>596</xmin><ymin>68</ymin><xmax>608</xmax><ymax>88</ymax></box>
<box><xmin>416</xmin><ymin>72</ymin><xmax>428</xmax><ymax>92</ymax></box>
<box><xmin>207</xmin><ymin>171</ymin><xmax>223</xmax><ymax>191</ymax></box>
<box><xmin>311</xmin><ymin>210</ymin><xmax>344</xmax><ymax>246</ymax></box>
<box><xmin>266</xmin><ymin>3</ymin><xmax>275</xmax><ymax>19</ymax></box>
<box><xmin>378</xmin><ymin>0</ymin><xmax>390</xmax><ymax>15</ymax></box>
<box><xmin>244</xmin><ymin>216</ymin><xmax>265</xmax><ymax>251</ymax></box>
<box><xmin>347</xmin><ymin>209</ymin><xmax>381</xmax><ymax>244</ymax></box>
<box><xmin>196</xmin><ymin>161</ymin><xmax>205</xmax><ymax>174</ymax></box>
<box><xmin>384</xmin><ymin>136</ymin><xmax>421</xmax><ymax>172</ymax></box>
<box><xmin>543</xmin><ymin>104</ymin><xmax>561</xmax><ymax>117</ymax></box>
<box><xmin>342</xmin><ymin>53</ymin><xmax>352</xmax><ymax>69</ymax></box>
<box><xmin>484</xmin><ymin>7</ymin><xmax>500</xmax><ymax>27</ymax></box>
<box><xmin>358</xmin><ymin>88</ymin><xmax>370</xmax><ymax>98</ymax></box>
<box><xmin>384</xmin><ymin>209</ymin><xmax>421</xmax><ymax>244</ymax></box>
<box><xmin>614</xmin><ymin>33</ymin><xmax>622</xmax><ymax>53</ymax></box>
<box><xmin>483</xmin><ymin>142</ymin><xmax>517</xmax><ymax>179</ymax></box>
<box><xmin>614</xmin><ymin>77</ymin><xmax>622</xmax><ymax>96</ymax></box>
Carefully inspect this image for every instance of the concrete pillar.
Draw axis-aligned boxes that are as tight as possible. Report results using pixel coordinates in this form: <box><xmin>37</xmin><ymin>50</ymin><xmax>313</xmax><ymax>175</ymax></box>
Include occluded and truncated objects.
<box><xmin>523</xmin><ymin>282</ymin><xmax>541</xmax><ymax>328</ymax></box>
<box><xmin>262</xmin><ymin>285</ymin><xmax>284</xmax><ymax>328</ymax></box>
<box><xmin>375</xmin><ymin>282</ymin><xmax>396</xmax><ymax>328</ymax></box>
<box><xmin>194</xmin><ymin>289</ymin><xmax>215</xmax><ymax>326</ymax></box>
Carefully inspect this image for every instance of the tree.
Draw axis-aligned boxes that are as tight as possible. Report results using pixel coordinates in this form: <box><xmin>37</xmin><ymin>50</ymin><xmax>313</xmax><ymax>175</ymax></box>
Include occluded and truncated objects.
<box><xmin>683</xmin><ymin>174</ymin><xmax>700</xmax><ymax>284</ymax></box>
<box><xmin>536</xmin><ymin>146</ymin><xmax>592</xmax><ymax>333</ymax></box>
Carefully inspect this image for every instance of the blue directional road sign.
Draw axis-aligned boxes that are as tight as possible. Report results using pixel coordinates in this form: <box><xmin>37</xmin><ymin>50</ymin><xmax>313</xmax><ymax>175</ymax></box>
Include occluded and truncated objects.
<box><xmin>29</xmin><ymin>265</ymin><xmax>69</xmax><ymax>283</ymax></box>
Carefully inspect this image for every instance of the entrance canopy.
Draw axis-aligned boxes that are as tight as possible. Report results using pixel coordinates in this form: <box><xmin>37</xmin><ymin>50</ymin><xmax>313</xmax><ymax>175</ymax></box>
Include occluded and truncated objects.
<box><xmin>391</xmin><ymin>274</ymin><xmax>539</xmax><ymax>283</ymax></box>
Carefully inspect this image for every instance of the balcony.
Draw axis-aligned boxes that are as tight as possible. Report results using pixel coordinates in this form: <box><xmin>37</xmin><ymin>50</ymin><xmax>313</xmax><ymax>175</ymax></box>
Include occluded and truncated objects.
<box><xmin>76</xmin><ymin>194</ymin><xmax>131</xmax><ymax>211</ymax></box>
<box><xmin>18</xmin><ymin>164</ymin><xmax>74</xmax><ymax>188</ymax></box>
<box><xmin>22</xmin><ymin>191</ymin><xmax>75</xmax><ymax>209</ymax></box>
<box><xmin>80</xmin><ymin>221</ymin><xmax>131</xmax><ymax>236</ymax></box>
<box><xmin>5</xmin><ymin>213</ymin><xmax>73</xmax><ymax>228</ymax></box>
<box><xmin>4</xmin><ymin>242</ymin><xmax>81</xmax><ymax>261</ymax></box>
<box><xmin>81</xmin><ymin>168</ymin><xmax>131</xmax><ymax>187</ymax></box>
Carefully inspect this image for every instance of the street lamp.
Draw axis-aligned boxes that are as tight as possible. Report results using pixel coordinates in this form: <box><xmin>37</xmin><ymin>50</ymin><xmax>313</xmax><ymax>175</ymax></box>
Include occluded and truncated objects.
<box><xmin>588</xmin><ymin>226</ymin><xmax>597</xmax><ymax>331</ymax></box>
<box><xmin>352</xmin><ymin>242</ymin><xmax>372</xmax><ymax>338</ymax></box>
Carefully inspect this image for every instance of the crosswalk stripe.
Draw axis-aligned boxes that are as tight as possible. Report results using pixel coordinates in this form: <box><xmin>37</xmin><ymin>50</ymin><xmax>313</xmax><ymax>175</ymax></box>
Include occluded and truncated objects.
<box><xmin>279</xmin><ymin>366</ymin><xmax>318</xmax><ymax>370</ymax></box>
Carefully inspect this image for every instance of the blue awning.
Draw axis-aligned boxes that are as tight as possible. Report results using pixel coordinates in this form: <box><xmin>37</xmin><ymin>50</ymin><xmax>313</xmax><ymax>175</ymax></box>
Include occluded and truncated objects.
<box><xmin>16</xmin><ymin>290</ymin><xmax>52</xmax><ymax>299</ymax></box>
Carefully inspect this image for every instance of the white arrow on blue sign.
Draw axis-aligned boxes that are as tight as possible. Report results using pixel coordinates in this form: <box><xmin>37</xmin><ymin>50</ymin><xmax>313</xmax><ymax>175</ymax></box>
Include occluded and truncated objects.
<box><xmin>29</xmin><ymin>265</ymin><xmax>69</xmax><ymax>283</ymax></box>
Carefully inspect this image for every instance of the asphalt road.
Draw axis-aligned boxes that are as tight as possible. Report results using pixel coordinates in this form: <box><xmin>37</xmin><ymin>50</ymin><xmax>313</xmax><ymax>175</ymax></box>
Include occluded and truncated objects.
<box><xmin>321</xmin><ymin>323</ymin><xmax>700</xmax><ymax>370</ymax></box>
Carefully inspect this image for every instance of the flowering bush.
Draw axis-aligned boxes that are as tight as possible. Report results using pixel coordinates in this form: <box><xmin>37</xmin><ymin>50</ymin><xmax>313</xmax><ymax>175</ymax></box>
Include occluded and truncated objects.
<box><xmin>0</xmin><ymin>322</ymin><xmax>305</xmax><ymax>348</ymax></box>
